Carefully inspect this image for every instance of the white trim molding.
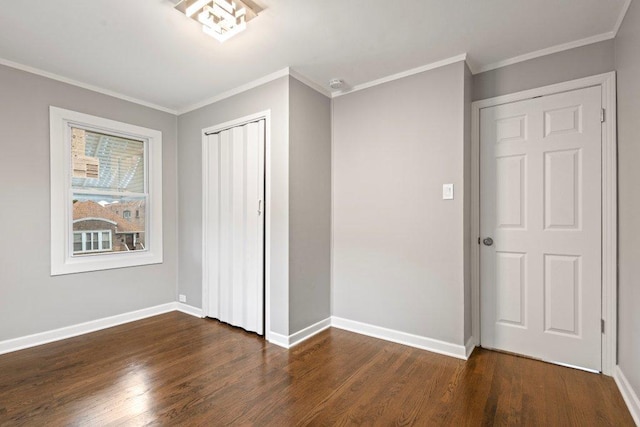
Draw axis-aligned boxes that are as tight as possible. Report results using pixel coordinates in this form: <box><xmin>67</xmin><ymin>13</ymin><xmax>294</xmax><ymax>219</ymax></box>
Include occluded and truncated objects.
<box><xmin>267</xmin><ymin>318</ymin><xmax>332</xmax><ymax>349</ymax></box>
<box><xmin>614</xmin><ymin>0</ymin><xmax>634</xmax><ymax>36</ymax></box>
<box><xmin>614</xmin><ymin>365</ymin><xmax>640</xmax><ymax>425</ymax></box>
<box><xmin>332</xmin><ymin>53</ymin><xmax>467</xmax><ymax>98</ymax></box>
<box><xmin>266</xmin><ymin>331</ymin><xmax>290</xmax><ymax>349</ymax></box>
<box><xmin>289</xmin><ymin>69</ymin><xmax>333</xmax><ymax>98</ymax></box>
<box><xmin>600</xmin><ymin>73</ymin><xmax>618</xmax><ymax>376</ymax></box>
<box><xmin>470</xmin><ymin>72</ymin><xmax>618</xmax><ymax>375</ymax></box>
<box><xmin>176</xmin><ymin>303</ymin><xmax>204</xmax><ymax>318</ymax></box>
<box><xmin>0</xmin><ymin>303</ymin><xmax>176</xmax><ymax>355</ymax></box>
<box><xmin>471</xmin><ymin>33</ymin><xmax>615</xmax><ymax>75</ymax></box>
<box><xmin>1</xmin><ymin>308</ymin><xmax>470</xmax><ymax>361</ymax></box>
<box><xmin>465</xmin><ymin>337</ymin><xmax>476</xmax><ymax>359</ymax></box>
<box><xmin>0</xmin><ymin>57</ymin><xmax>177</xmax><ymax>114</ymax></box>
<box><xmin>289</xmin><ymin>318</ymin><xmax>332</xmax><ymax>347</ymax></box>
<box><xmin>331</xmin><ymin>317</ymin><xmax>470</xmax><ymax>360</ymax></box>
<box><xmin>179</xmin><ymin>69</ymin><xmax>290</xmax><ymax>114</ymax></box>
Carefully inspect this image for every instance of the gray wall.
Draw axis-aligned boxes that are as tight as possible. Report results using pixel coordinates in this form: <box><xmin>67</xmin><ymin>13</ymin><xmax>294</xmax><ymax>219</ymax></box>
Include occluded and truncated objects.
<box><xmin>472</xmin><ymin>39</ymin><xmax>615</xmax><ymax>101</ymax></box>
<box><xmin>177</xmin><ymin>77</ymin><xmax>291</xmax><ymax>335</ymax></box>
<box><xmin>332</xmin><ymin>61</ymin><xmax>468</xmax><ymax>345</ymax></box>
<box><xmin>0</xmin><ymin>64</ymin><xmax>178</xmax><ymax>341</ymax></box>
<box><xmin>288</xmin><ymin>78</ymin><xmax>332</xmax><ymax>334</ymax></box>
<box><xmin>614</xmin><ymin>0</ymin><xmax>640</xmax><ymax>405</ymax></box>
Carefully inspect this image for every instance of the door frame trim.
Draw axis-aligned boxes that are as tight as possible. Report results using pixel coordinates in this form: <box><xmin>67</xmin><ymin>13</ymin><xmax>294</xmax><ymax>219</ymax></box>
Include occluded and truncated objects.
<box><xmin>201</xmin><ymin>110</ymin><xmax>271</xmax><ymax>340</ymax></box>
<box><xmin>470</xmin><ymin>72</ymin><xmax>617</xmax><ymax>375</ymax></box>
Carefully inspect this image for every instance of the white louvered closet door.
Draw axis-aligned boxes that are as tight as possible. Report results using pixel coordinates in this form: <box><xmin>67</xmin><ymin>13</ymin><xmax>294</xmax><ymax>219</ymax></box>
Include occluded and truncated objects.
<box><xmin>205</xmin><ymin>120</ymin><xmax>265</xmax><ymax>335</ymax></box>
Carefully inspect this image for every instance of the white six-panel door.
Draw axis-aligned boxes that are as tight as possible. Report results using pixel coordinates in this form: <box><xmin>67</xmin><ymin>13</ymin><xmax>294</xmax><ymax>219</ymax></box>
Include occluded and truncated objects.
<box><xmin>480</xmin><ymin>86</ymin><xmax>602</xmax><ymax>371</ymax></box>
<box><xmin>204</xmin><ymin>120</ymin><xmax>265</xmax><ymax>335</ymax></box>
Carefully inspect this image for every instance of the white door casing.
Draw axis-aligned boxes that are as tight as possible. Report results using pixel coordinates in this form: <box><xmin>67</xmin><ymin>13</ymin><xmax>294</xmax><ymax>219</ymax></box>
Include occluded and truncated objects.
<box><xmin>480</xmin><ymin>86</ymin><xmax>602</xmax><ymax>371</ymax></box>
<box><xmin>203</xmin><ymin>120</ymin><xmax>265</xmax><ymax>335</ymax></box>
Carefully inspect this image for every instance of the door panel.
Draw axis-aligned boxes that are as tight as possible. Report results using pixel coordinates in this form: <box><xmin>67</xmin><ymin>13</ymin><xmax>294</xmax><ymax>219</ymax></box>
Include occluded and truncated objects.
<box><xmin>495</xmin><ymin>252</ymin><xmax>526</xmax><ymax>327</ymax></box>
<box><xmin>496</xmin><ymin>155</ymin><xmax>526</xmax><ymax>229</ymax></box>
<box><xmin>544</xmin><ymin>149</ymin><xmax>581</xmax><ymax>230</ymax></box>
<box><xmin>480</xmin><ymin>86</ymin><xmax>601</xmax><ymax>371</ymax></box>
<box><xmin>204</xmin><ymin>120</ymin><xmax>265</xmax><ymax>335</ymax></box>
<box><xmin>544</xmin><ymin>254</ymin><xmax>580</xmax><ymax>336</ymax></box>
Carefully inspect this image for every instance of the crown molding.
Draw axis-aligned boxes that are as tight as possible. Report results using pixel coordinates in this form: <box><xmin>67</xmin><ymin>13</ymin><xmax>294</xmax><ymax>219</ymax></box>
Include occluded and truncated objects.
<box><xmin>332</xmin><ymin>53</ymin><xmax>468</xmax><ymax>98</ymax></box>
<box><xmin>177</xmin><ymin>67</ymin><xmax>291</xmax><ymax>114</ymax></box>
<box><xmin>472</xmin><ymin>32</ymin><xmax>615</xmax><ymax>75</ymax></box>
<box><xmin>614</xmin><ymin>0</ymin><xmax>633</xmax><ymax>36</ymax></box>
<box><xmin>0</xmin><ymin>57</ymin><xmax>177</xmax><ymax>114</ymax></box>
<box><xmin>4</xmin><ymin>0</ymin><xmax>631</xmax><ymax>115</ymax></box>
<box><xmin>288</xmin><ymin>69</ymin><xmax>332</xmax><ymax>98</ymax></box>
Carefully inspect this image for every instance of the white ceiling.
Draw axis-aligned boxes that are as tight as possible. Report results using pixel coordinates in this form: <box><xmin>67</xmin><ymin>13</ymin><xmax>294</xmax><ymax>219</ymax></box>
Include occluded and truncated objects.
<box><xmin>0</xmin><ymin>0</ymin><xmax>631</xmax><ymax>113</ymax></box>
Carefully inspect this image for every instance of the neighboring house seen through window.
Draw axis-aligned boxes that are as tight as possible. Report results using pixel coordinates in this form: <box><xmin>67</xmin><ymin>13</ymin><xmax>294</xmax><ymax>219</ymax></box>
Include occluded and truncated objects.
<box><xmin>74</xmin><ymin>230</ymin><xmax>112</xmax><ymax>253</ymax></box>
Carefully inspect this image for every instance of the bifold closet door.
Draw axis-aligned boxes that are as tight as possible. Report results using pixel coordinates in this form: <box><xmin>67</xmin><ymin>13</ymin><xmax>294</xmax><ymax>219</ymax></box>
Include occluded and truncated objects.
<box><xmin>204</xmin><ymin>120</ymin><xmax>265</xmax><ymax>335</ymax></box>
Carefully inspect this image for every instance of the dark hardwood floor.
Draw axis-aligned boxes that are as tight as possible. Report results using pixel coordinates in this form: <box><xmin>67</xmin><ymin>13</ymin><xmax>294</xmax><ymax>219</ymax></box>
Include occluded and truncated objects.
<box><xmin>0</xmin><ymin>312</ymin><xmax>633</xmax><ymax>426</ymax></box>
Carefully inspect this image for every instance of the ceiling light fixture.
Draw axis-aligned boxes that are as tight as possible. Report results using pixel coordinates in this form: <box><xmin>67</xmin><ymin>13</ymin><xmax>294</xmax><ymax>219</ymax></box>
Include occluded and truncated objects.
<box><xmin>174</xmin><ymin>0</ymin><xmax>258</xmax><ymax>43</ymax></box>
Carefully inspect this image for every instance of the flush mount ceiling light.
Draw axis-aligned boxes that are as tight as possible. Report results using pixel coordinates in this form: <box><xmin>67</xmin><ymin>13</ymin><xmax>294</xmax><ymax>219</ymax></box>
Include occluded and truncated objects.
<box><xmin>174</xmin><ymin>0</ymin><xmax>258</xmax><ymax>43</ymax></box>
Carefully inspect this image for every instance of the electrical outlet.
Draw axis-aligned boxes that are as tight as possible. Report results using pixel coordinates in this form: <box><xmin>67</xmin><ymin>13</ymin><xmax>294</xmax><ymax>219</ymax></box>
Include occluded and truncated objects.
<box><xmin>178</xmin><ymin>294</ymin><xmax>186</xmax><ymax>303</ymax></box>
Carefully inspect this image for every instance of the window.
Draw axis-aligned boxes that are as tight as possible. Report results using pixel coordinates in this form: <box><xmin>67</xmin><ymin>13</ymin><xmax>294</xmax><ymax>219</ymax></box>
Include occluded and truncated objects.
<box><xmin>70</xmin><ymin>129</ymin><xmax>146</xmax><ymax>256</ymax></box>
<box><xmin>50</xmin><ymin>107</ymin><xmax>163</xmax><ymax>275</ymax></box>
<box><xmin>73</xmin><ymin>230</ymin><xmax>112</xmax><ymax>253</ymax></box>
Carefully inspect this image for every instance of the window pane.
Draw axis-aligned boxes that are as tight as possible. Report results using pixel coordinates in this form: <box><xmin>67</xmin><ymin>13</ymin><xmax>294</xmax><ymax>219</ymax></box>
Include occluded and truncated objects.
<box><xmin>71</xmin><ymin>128</ymin><xmax>145</xmax><ymax>193</ymax></box>
<box><xmin>72</xmin><ymin>194</ymin><xmax>146</xmax><ymax>256</ymax></box>
<box><xmin>73</xmin><ymin>233</ymin><xmax>82</xmax><ymax>252</ymax></box>
<box><xmin>102</xmin><ymin>232</ymin><xmax>111</xmax><ymax>249</ymax></box>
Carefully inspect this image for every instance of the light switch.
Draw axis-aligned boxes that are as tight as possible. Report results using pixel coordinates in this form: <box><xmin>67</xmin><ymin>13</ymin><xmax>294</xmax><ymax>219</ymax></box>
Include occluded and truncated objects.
<box><xmin>443</xmin><ymin>184</ymin><xmax>454</xmax><ymax>200</ymax></box>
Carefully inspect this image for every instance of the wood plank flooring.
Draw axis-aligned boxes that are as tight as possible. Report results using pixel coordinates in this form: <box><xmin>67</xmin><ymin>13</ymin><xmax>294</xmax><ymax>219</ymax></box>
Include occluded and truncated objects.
<box><xmin>0</xmin><ymin>312</ymin><xmax>634</xmax><ymax>426</ymax></box>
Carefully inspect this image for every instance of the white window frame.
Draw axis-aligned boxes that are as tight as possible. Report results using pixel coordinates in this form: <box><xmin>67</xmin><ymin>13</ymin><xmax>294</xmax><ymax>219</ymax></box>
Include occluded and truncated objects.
<box><xmin>50</xmin><ymin>106</ymin><xmax>163</xmax><ymax>275</ymax></box>
<box><xmin>73</xmin><ymin>230</ymin><xmax>113</xmax><ymax>254</ymax></box>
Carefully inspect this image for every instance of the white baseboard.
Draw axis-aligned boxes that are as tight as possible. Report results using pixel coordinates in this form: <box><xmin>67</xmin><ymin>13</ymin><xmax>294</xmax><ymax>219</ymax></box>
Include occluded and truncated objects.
<box><xmin>1</xmin><ymin>306</ymin><xmax>473</xmax><ymax>364</ymax></box>
<box><xmin>267</xmin><ymin>331</ymin><xmax>290</xmax><ymax>349</ymax></box>
<box><xmin>331</xmin><ymin>316</ymin><xmax>469</xmax><ymax>360</ymax></box>
<box><xmin>614</xmin><ymin>365</ymin><xmax>640</xmax><ymax>426</ymax></box>
<box><xmin>289</xmin><ymin>318</ymin><xmax>332</xmax><ymax>347</ymax></box>
<box><xmin>0</xmin><ymin>301</ymin><xmax>330</xmax><ymax>355</ymax></box>
<box><xmin>0</xmin><ymin>302</ymin><xmax>176</xmax><ymax>355</ymax></box>
<box><xmin>267</xmin><ymin>317</ymin><xmax>332</xmax><ymax>349</ymax></box>
<box><xmin>465</xmin><ymin>337</ymin><xmax>476</xmax><ymax>359</ymax></box>
<box><xmin>176</xmin><ymin>302</ymin><xmax>204</xmax><ymax>318</ymax></box>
